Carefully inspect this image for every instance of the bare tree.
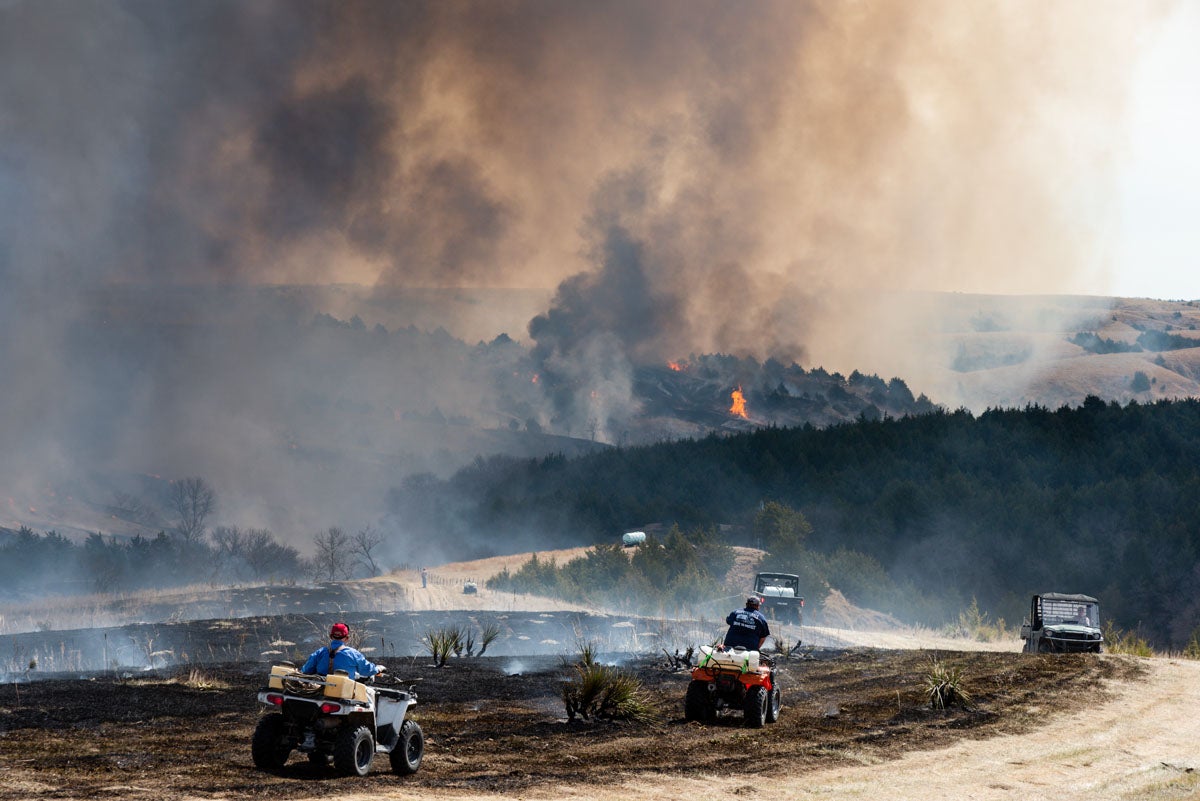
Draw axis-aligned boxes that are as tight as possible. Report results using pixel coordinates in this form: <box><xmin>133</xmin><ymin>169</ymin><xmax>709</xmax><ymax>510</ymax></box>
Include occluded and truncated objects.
<box><xmin>172</xmin><ymin>477</ymin><xmax>216</xmax><ymax>544</ymax></box>
<box><xmin>211</xmin><ymin>525</ymin><xmax>247</xmax><ymax>579</ymax></box>
<box><xmin>211</xmin><ymin>525</ymin><xmax>245</xmax><ymax>557</ymax></box>
<box><xmin>313</xmin><ymin>527</ymin><xmax>352</xmax><ymax>582</ymax></box>
<box><xmin>243</xmin><ymin>528</ymin><xmax>300</xmax><ymax>580</ymax></box>
<box><xmin>353</xmin><ymin>525</ymin><xmax>386</xmax><ymax>577</ymax></box>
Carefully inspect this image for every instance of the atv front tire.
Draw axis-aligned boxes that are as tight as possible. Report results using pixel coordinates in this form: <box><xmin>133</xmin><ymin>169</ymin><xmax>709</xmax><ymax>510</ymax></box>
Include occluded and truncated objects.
<box><xmin>251</xmin><ymin>713</ymin><xmax>291</xmax><ymax>770</ymax></box>
<box><xmin>684</xmin><ymin>680</ymin><xmax>716</xmax><ymax>722</ymax></box>
<box><xmin>765</xmin><ymin>686</ymin><xmax>781</xmax><ymax>723</ymax></box>
<box><xmin>390</xmin><ymin>719</ymin><xmax>424</xmax><ymax>775</ymax></box>
<box><xmin>334</xmin><ymin>725</ymin><xmax>375</xmax><ymax>776</ymax></box>
<box><xmin>744</xmin><ymin>686</ymin><xmax>767</xmax><ymax>728</ymax></box>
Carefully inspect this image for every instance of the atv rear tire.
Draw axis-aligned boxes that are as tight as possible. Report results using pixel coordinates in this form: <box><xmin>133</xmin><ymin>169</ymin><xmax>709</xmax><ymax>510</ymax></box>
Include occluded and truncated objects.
<box><xmin>744</xmin><ymin>686</ymin><xmax>767</xmax><ymax>728</ymax></box>
<box><xmin>334</xmin><ymin>725</ymin><xmax>375</xmax><ymax>776</ymax></box>
<box><xmin>764</xmin><ymin>686</ymin><xmax>781</xmax><ymax>723</ymax></box>
<box><xmin>390</xmin><ymin>719</ymin><xmax>424</xmax><ymax>775</ymax></box>
<box><xmin>684</xmin><ymin>680</ymin><xmax>716</xmax><ymax>722</ymax></box>
<box><xmin>251</xmin><ymin>713</ymin><xmax>291</xmax><ymax>770</ymax></box>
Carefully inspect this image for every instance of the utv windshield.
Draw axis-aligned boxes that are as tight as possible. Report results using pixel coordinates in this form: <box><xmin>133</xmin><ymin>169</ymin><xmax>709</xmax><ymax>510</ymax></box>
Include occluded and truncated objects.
<box><xmin>756</xmin><ymin>575</ymin><xmax>798</xmax><ymax>595</ymax></box>
<box><xmin>1040</xmin><ymin>599</ymin><xmax>1099</xmax><ymax>627</ymax></box>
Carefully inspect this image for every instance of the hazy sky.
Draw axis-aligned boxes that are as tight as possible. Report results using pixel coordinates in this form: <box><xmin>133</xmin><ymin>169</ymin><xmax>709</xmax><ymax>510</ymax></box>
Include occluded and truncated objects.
<box><xmin>1111</xmin><ymin>1</ymin><xmax>1200</xmax><ymax>301</ymax></box>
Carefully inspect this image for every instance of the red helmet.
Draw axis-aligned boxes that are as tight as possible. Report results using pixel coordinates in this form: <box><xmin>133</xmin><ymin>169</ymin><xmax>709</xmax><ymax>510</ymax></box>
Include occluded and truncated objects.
<box><xmin>330</xmin><ymin>622</ymin><xmax>349</xmax><ymax>640</ymax></box>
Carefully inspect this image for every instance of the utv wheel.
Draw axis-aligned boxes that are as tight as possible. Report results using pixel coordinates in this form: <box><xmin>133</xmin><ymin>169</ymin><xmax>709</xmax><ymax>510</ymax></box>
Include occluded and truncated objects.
<box><xmin>744</xmin><ymin>686</ymin><xmax>767</xmax><ymax>728</ymax></box>
<box><xmin>389</xmin><ymin>719</ymin><xmax>424</xmax><ymax>775</ymax></box>
<box><xmin>333</xmin><ymin>725</ymin><xmax>375</xmax><ymax>776</ymax></box>
<box><xmin>1037</xmin><ymin>639</ymin><xmax>1052</xmax><ymax>654</ymax></box>
<box><xmin>251</xmin><ymin>713</ymin><xmax>291</xmax><ymax>770</ymax></box>
<box><xmin>764</xmin><ymin>686</ymin><xmax>782</xmax><ymax>723</ymax></box>
<box><xmin>684</xmin><ymin>680</ymin><xmax>716</xmax><ymax>722</ymax></box>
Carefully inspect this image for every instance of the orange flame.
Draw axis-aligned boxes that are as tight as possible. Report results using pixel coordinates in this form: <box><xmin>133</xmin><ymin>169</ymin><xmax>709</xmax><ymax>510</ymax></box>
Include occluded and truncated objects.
<box><xmin>532</xmin><ymin>373</ymin><xmax>539</xmax><ymax>384</ymax></box>
<box><xmin>729</xmin><ymin>386</ymin><xmax>748</xmax><ymax>419</ymax></box>
<box><xmin>668</xmin><ymin>360</ymin><xmax>687</xmax><ymax>372</ymax></box>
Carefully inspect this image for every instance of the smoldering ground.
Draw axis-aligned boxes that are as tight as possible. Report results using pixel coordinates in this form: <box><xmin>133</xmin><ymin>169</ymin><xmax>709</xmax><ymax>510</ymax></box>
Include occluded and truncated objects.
<box><xmin>0</xmin><ymin>646</ymin><xmax>1129</xmax><ymax>800</ymax></box>
<box><xmin>0</xmin><ymin>1</ymin><xmax>1164</xmax><ymax>548</ymax></box>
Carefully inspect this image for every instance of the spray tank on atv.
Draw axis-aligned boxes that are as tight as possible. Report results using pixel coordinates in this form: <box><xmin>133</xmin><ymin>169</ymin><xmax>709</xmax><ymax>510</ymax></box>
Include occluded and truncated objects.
<box><xmin>252</xmin><ymin>662</ymin><xmax>424</xmax><ymax>776</ymax></box>
<box><xmin>683</xmin><ymin>645</ymin><xmax>781</xmax><ymax>728</ymax></box>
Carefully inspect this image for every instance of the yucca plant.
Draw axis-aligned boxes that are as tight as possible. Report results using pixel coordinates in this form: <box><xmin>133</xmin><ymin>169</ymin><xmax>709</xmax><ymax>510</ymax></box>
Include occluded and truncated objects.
<box><xmin>477</xmin><ymin>621</ymin><xmax>502</xmax><ymax>656</ymax></box>
<box><xmin>561</xmin><ymin>643</ymin><xmax>656</xmax><ymax>722</ymax></box>
<box><xmin>923</xmin><ymin>657</ymin><xmax>971</xmax><ymax>710</ymax></box>
<box><xmin>425</xmin><ymin>626</ymin><xmax>464</xmax><ymax>667</ymax></box>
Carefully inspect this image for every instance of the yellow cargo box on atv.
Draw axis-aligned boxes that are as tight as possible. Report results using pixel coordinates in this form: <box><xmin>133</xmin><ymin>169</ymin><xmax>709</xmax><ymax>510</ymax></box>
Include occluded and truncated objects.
<box><xmin>267</xmin><ymin>664</ymin><xmax>370</xmax><ymax>703</ymax></box>
<box><xmin>323</xmin><ymin>672</ymin><xmax>371</xmax><ymax>703</ymax></box>
<box><xmin>255</xmin><ymin>663</ymin><xmax>423</xmax><ymax>777</ymax></box>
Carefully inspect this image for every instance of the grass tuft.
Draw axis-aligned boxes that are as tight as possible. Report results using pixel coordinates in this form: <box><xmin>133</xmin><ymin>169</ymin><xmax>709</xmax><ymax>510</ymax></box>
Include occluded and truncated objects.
<box><xmin>181</xmin><ymin>668</ymin><xmax>228</xmax><ymax>690</ymax></box>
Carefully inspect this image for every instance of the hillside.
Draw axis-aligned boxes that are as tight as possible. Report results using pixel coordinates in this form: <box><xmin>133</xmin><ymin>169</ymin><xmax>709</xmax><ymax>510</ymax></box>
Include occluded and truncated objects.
<box><xmin>4</xmin><ymin>289</ymin><xmax>1200</xmax><ymax>545</ymax></box>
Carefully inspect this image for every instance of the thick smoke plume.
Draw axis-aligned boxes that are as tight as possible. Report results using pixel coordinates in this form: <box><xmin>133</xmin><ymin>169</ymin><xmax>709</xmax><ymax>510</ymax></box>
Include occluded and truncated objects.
<box><xmin>0</xmin><ymin>1</ymin><xmax>1164</xmax><ymax>547</ymax></box>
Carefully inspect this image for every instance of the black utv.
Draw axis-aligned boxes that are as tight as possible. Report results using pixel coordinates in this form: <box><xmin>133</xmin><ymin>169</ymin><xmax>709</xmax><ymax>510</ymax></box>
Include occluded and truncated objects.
<box><xmin>1020</xmin><ymin>593</ymin><xmax>1103</xmax><ymax>653</ymax></box>
<box><xmin>752</xmin><ymin>572</ymin><xmax>804</xmax><ymax>625</ymax></box>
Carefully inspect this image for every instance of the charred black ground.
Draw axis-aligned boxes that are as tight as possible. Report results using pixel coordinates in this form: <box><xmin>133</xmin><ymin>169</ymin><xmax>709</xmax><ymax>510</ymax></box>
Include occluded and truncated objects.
<box><xmin>0</xmin><ymin>647</ymin><xmax>1136</xmax><ymax>800</ymax></box>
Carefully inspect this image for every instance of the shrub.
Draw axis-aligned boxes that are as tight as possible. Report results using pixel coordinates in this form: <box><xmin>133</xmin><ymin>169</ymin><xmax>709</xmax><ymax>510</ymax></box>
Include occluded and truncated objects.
<box><xmin>561</xmin><ymin>643</ymin><xmax>655</xmax><ymax>722</ymax></box>
<box><xmin>952</xmin><ymin>597</ymin><xmax>1012</xmax><ymax>642</ymax></box>
<box><xmin>1102</xmin><ymin>621</ymin><xmax>1155</xmax><ymax>657</ymax></box>
<box><xmin>1183</xmin><ymin>629</ymin><xmax>1200</xmax><ymax>659</ymax></box>
<box><xmin>923</xmin><ymin>657</ymin><xmax>971</xmax><ymax>710</ymax></box>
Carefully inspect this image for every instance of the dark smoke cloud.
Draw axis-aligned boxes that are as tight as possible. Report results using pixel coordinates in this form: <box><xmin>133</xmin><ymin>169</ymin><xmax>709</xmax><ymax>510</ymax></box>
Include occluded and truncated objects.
<box><xmin>3</xmin><ymin>0</ymin><xmax>1154</xmax><ymax>290</ymax></box>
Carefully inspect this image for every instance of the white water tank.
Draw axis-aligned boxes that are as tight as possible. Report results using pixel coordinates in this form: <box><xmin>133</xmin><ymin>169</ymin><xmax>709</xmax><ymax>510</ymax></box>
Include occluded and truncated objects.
<box><xmin>698</xmin><ymin>645</ymin><xmax>759</xmax><ymax>673</ymax></box>
<box><xmin>621</xmin><ymin>531</ymin><xmax>646</xmax><ymax>546</ymax></box>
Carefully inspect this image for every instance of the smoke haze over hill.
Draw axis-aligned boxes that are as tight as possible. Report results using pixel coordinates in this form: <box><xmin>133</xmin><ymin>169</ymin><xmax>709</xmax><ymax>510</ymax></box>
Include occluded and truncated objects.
<box><xmin>0</xmin><ymin>1</ymin><xmax>1174</xmax><ymax>549</ymax></box>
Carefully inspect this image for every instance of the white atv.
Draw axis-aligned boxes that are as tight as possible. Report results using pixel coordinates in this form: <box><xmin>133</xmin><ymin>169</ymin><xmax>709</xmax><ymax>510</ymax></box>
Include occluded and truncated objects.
<box><xmin>252</xmin><ymin>662</ymin><xmax>424</xmax><ymax>776</ymax></box>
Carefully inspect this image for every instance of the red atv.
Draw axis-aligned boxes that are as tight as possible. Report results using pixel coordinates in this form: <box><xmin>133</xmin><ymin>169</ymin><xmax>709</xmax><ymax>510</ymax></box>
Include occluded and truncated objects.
<box><xmin>683</xmin><ymin>645</ymin><xmax>780</xmax><ymax>728</ymax></box>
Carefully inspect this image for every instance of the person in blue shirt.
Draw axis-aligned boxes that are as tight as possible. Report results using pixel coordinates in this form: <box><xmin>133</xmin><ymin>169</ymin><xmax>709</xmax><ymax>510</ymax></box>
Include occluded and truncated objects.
<box><xmin>724</xmin><ymin>596</ymin><xmax>770</xmax><ymax>651</ymax></box>
<box><xmin>302</xmin><ymin>622</ymin><xmax>386</xmax><ymax>680</ymax></box>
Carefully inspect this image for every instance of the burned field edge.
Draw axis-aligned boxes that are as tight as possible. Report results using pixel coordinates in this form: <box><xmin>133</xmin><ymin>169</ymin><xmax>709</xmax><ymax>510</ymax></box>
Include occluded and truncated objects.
<box><xmin>0</xmin><ymin>643</ymin><xmax>1140</xmax><ymax>800</ymax></box>
<box><xmin>0</xmin><ymin>608</ymin><xmax>710</xmax><ymax>676</ymax></box>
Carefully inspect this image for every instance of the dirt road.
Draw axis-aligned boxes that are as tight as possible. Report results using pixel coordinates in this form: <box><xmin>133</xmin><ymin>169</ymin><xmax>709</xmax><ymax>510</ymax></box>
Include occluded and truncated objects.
<box><xmin>788</xmin><ymin>657</ymin><xmax>1200</xmax><ymax>801</ymax></box>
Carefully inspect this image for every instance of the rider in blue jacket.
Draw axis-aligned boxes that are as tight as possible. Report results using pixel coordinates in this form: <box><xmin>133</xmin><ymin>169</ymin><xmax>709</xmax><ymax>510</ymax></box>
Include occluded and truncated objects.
<box><xmin>724</xmin><ymin>596</ymin><xmax>770</xmax><ymax>651</ymax></box>
<box><xmin>302</xmin><ymin>622</ymin><xmax>386</xmax><ymax>680</ymax></box>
